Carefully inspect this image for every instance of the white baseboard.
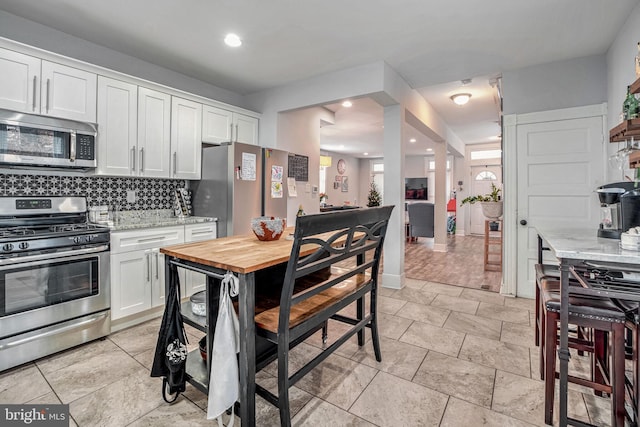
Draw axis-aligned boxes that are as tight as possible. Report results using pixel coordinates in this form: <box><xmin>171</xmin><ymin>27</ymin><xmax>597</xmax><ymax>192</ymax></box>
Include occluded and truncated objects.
<box><xmin>381</xmin><ymin>272</ymin><xmax>405</xmax><ymax>289</ymax></box>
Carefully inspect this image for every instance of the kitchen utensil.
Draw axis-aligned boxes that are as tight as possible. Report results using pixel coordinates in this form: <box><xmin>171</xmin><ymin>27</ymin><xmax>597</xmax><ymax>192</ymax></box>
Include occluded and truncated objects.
<box><xmin>251</xmin><ymin>217</ymin><xmax>286</xmax><ymax>241</ymax></box>
<box><xmin>597</xmin><ymin>188</ymin><xmax>626</xmax><ymax>204</ymax></box>
<box><xmin>190</xmin><ymin>291</ymin><xmax>206</xmax><ymax>316</ymax></box>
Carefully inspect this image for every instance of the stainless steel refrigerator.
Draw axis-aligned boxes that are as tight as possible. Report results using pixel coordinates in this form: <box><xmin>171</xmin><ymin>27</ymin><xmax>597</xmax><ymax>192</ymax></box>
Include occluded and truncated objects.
<box><xmin>191</xmin><ymin>142</ymin><xmax>288</xmax><ymax>237</ymax></box>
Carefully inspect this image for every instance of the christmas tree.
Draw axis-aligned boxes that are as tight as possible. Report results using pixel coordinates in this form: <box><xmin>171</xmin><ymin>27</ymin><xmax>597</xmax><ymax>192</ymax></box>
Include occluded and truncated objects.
<box><xmin>367</xmin><ymin>182</ymin><xmax>381</xmax><ymax>207</ymax></box>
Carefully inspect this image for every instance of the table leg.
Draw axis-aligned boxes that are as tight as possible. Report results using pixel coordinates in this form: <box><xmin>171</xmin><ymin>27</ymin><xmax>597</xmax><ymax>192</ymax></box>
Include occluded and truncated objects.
<box><xmin>238</xmin><ymin>273</ymin><xmax>256</xmax><ymax>426</ymax></box>
<box><xmin>558</xmin><ymin>261</ymin><xmax>570</xmax><ymax>426</ymax></box>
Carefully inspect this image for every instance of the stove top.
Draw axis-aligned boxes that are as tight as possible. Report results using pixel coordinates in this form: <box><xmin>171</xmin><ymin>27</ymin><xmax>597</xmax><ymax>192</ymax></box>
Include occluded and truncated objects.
<box><xmin>0</xmin><ymin>196</ymin><xmax>111</xmax><ymax>256</ymax></box>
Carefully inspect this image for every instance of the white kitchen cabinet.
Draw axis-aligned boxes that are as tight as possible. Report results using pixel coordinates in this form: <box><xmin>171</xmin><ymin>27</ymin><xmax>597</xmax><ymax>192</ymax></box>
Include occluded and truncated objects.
<box><xmin>41</xmin><ymin>61</ymin><xmax>97</xmax><ymax>123</ymax></box>
<box><xmin>96</xmin><ymin>76</ymin><xmax>138</xmax><ymax>176</ymax></box>
<box><xmin>202</xmin><ymin>104</ymin><xmax>258</xmax><ymax>145</ymax></box>
<box><xmin>234</xmin><ymin>113</ymin><xmax>259</xmax><ymax>145</ymax></box>
<box><xmin>0</xmin><ymin>48</ymin><xmax>97</xmax><ymax>122</ymax></box>
<box><xmin>110</xmin><ymin>250</ymin><xmax>152</xmax><ymax>319</ymax></box>
<box><xmin>183</xmin><ymin>222</ymin><xmax>217</xmax><ymax>296</ymax></box>
<box><xmin>138</xmin><ymin>87</ymin><xmax>171</xmax><ymax>177</ymax></box>
<box><xmin>0</xmin><ymin>48</ymin><xmax>40</xmax><ymax>113</ymax></box>
<box><xmin>171</xmin><ymin>97</ymin><xmax>202</xmax><ymax>180</ymax></box>
<box><xmin>110</xmin><ymin>226</ymin><xmax>185</xmax><ymax>320</ymax></box>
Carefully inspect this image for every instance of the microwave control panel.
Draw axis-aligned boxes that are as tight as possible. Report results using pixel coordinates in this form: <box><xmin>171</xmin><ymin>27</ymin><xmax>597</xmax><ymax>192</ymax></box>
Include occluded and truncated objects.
<box><xmin>76</xmin><ymin>134</ymin><xmax>95</xmax><ymax>160</ymax></box>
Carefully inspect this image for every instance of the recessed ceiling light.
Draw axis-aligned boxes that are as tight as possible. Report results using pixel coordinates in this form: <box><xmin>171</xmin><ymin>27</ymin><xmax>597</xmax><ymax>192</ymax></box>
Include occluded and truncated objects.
<box><xmin>339</xmin><ymin>145</ymin><xmax>345</xmax><ymax>149</ymax></box>
<box><xmin>224</xmin><ymin>33</ymin><xmax>242</xmax><ymax>47</ymax></box>
<box><xmin>426</xmin><ymin>148</ymin><xmax>433</xmax><ymax>152</ymax></box>
<box><xmin>492</xmin><ymin>135</ymin><xmax>501</xmax><ymax>140</ymax></box>
<box><xmin>450</xmin><ymin>93</ymin><xmax>471</xmax><ymax>106</ymax></box>
<box><xmin>409</xmin><ymin>138</ymin><xmax>416</xmax><ymax>143</ymax></box>
<box><xmin>342</xmin><ymin>100</ymin><xmax>353</xmax><ymax>108</ymax></box>
<box><xmin>363</xmin><ymin>152</ymin><xmax>369</xmax><ymax>156</ymax></box>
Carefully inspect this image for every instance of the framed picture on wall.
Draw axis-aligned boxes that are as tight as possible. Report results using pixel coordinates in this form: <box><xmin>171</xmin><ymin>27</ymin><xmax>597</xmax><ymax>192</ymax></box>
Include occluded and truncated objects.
<box><xmin>333</xmin><ymin>181</ymin><xmax>340</xmax><ymax>189</ymax></box>
<box><xmin>335</xmin><ymin>175</ymin><xmax>342</xmax><ymax>183</ymax></box>
<box><xmin>341</xmin><ymin>176</ymin><xmax>349</xmax><ymax>192</ymax></box>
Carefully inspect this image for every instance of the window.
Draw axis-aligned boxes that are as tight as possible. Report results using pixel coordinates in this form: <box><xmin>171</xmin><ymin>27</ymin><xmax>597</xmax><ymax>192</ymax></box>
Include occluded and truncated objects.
<box><xmin>319</xmin><ymin>166</ymin><xmax>326</xmax><ymax>194</ymax></box>
<box><xmin>428</xmin><ymin>160</ymin><xmax>450</xmax><ymax>170</ymax></box>
<box><xmin>372</xmin><ymin>163</ymin><xmax>384</xmax><ymax>172</ymax></box>
<box><xmin>475</xmin><ymin>171</ymin><xmax>497</xmax><ymax>181</ymax></box>
<box><xmin>470</xmin><ymin>149</ymin><xmax>502</xmax><ymax>160</ymax></box>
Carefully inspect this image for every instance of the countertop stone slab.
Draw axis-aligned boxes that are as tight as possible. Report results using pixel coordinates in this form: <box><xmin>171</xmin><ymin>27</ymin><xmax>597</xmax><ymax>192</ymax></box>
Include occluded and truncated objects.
<box><xmin>98</xmin><ymin>209</ymin><xmax>216</xmax><ymax>232</ymax></box>
<box><xmin>536</xmin><ymin>227</ymin><xmax>640</xmax><ymax>265</ymax></box>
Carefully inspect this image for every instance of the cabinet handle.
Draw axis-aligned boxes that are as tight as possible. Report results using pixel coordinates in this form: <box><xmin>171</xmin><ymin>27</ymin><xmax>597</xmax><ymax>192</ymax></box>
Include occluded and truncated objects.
<box><xmin>32</xmin><ymin>76</ymin><xmax>37</xmax><ymax>111</ymax></box>
<box><xmin>45</xmin><ymin>78</ymin><xmax>50</xmax><ymax>113</ymax></box>
<box><xmin>230</xmin><ymin>123</ymin><xmax>234</xmax><ymax>142</ymax></box>
<box><xmin>235</xmin><ymin>124</ymin><xmax>239</xmax><ymax>142</ymax></box>
<box><xmin>155</xmin><ymin>252</ymin><xmax>159</xmax><ymax>279</ymax></box>
<box><xmin>146</xmin><ymin>253</ymin><xmax>151</xmax><ymax>282</ymax></box>
<box><xmin>173</xmin><ymin>152</ymin><xmax>177</xmax><ymax>175</ymax></box>
<box><xmin>140</xmin><ymin>148</ymin><xmax>144</xmax><ymax>172</ymax></box>
<box><xmin>131</xmin><ymin>147</ymin><xmax>136</xmax><ymax>172</ymax></box>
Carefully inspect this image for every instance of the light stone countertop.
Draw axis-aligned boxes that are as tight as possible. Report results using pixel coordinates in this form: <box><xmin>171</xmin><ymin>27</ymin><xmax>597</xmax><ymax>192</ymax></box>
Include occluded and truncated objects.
<box><xmin>536</xmin><ymin>226</ymin><xmax>640</xmax><ymax>265</ymax></box>
<box><xmin>94</xmin><ymin>209</ymin><xmax>216</xmax><ymax>232</ymax></box>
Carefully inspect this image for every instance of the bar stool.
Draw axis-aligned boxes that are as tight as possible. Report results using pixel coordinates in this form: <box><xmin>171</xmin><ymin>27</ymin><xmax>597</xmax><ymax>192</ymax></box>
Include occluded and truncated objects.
<box><xmin>541</xmin><ymin>279</ymin><xmax>627</xmax><ymax>426</ymax></box>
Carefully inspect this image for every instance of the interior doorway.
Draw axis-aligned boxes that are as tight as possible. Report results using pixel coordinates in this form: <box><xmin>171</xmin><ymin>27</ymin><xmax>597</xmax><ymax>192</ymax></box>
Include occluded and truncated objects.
<box><xmin>469</xmin><ymin>165</ymin><xmax>502</xmax><ymax>235</ymax></box>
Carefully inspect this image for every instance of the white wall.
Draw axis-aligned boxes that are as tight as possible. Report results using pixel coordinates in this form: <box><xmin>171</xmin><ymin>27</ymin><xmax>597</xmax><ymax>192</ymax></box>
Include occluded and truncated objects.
<box><xmin>502</xmin><ymin>54</ymin><xmax>607</xmax><ymax>115</ymax></box>
<box><xmin>0</xmin><ymin>10</ymin><xmax>246</xmax><ymax>108</ymax></box>
<box><xmin>321</xmin><ymin>151</ymin><xmax>361</xmax><ymax>207</ymax></box>
<box><xmin>606</xmin><ymin>3</ymin><xmax>640</xmax><ymax>182</ymax></box>
<box><xmin>277</xmin><ymin>107</ymin><xmax>334</xmax><ymax>221</ymax></box>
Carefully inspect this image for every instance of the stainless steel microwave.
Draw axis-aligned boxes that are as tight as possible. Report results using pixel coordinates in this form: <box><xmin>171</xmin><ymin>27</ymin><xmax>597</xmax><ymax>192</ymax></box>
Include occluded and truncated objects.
<box><xmin>0</xmin><ymin>109</ymin><xmax>97</xmax><ymax>169</ymax></box>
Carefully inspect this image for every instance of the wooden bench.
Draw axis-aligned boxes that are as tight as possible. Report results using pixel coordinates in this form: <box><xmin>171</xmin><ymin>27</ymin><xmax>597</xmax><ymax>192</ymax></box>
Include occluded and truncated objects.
<box><xmin>254</xmin><ymin>205</ymin><xmax>394</xmax><ymax>427</ymax></box>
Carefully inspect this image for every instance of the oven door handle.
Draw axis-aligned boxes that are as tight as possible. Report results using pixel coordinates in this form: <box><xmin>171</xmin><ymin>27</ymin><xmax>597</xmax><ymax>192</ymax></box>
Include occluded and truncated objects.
<box><xmin>0</xmin><ymin>244</ymin><xmax>109</xmax><ymax>267</ymax></box>
<box><xmin>0</xmin><ymin>311</ymin><xmax>109</xmax><ymax>350</ymax></box>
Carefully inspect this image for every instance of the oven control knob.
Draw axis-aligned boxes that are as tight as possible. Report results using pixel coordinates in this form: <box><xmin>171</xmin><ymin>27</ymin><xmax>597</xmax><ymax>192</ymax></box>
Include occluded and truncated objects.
<box><xmin>2</xmin><ymin>243</ymin><xmax>14</xmax><ymax>252</ymax></box>
<box><xmin>18</xmin><ymin>242</ymin><xmax>29</xmax><ymax>250</ymax></box>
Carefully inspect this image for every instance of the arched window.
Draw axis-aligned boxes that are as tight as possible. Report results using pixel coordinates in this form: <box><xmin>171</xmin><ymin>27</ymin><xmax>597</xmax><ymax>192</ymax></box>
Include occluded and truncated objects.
<box><xmin>475</xmin><ymin>171</ymin><xmax>497</xmax><ymax>181</ymax></box>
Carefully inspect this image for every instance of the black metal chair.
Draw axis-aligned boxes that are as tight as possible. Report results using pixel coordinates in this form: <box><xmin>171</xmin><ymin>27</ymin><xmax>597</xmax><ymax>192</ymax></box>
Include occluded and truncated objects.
<box><xmin>253</xmin><ymin>205</ymin><xmax>394</xmax><ymax>427</ymax></box>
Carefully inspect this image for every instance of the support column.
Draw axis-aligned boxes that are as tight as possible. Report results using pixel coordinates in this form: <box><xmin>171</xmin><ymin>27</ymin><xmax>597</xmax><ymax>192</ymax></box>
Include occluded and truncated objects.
<box><xmin>381</xmin><ymin>104</ymin><xmax>405</xmax><ymax>289</ymax></box>
<box><xmin>433</xmin><ymin>141</ymin><xmax>447</xmax><ymax>252</ymax></box>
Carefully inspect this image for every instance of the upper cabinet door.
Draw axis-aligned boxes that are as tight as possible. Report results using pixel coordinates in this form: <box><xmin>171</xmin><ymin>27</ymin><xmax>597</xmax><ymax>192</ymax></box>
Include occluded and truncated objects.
<box><xmin>234</xmin><ymin>113</ymin><xmax>259</xmax><ymax>145</ymax></box>
<box><xmin>41</xmin><ymin>61</ymin><xmax>97</xmax><ymax>123</ymax></box>
<box><xmin>0</xmin><ymin>49</ymin><xmax>40</xmax><ymax>114</ymax></box>
<box><xmin>96</xmin><ymin>76</ymin><xmax>138</xmax><ymax>176</ymax></box>
<box><xmin>202</xmin><ymin>105</ymin><xmax>233</xmax><ymax>144</ymax></box>
<box><xmin>171</xmin><ymin>97</ymin><xmax>202</xmax><ymax>180</ymax></box>
<box><xmin>138</xmin><ymin>87</ymin><xmax>171</xmax><ymax>178</ymax></box>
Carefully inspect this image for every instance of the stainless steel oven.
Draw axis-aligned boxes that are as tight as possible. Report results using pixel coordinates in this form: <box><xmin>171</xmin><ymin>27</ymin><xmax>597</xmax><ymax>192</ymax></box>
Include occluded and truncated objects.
<box><xmin>0</xmin><ymin>197</ymin><xmax>110</xmax><ymax>372</ymax></box>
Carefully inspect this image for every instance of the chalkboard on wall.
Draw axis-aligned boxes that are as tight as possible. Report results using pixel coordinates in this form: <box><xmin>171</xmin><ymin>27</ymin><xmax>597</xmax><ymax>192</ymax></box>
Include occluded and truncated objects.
<box><xmin>288</xmin><ymin>153</ymin><xmax>309</xmax><ymax>182</ymax></box>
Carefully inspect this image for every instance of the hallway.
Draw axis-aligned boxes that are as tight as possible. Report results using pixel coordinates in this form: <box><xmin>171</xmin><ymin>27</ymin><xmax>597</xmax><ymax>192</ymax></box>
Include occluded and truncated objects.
<box><xmin>404</xmin><ymin>234</ymin><xmax>501</xmax><ymax>293</ymax></box>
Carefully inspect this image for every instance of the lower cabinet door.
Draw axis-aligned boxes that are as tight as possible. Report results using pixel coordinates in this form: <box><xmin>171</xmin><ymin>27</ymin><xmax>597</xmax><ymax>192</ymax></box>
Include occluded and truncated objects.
<box><xmin>111</xmin><ymin>250</ymin><xmax>152</xmax><ymax>320</ymax></box>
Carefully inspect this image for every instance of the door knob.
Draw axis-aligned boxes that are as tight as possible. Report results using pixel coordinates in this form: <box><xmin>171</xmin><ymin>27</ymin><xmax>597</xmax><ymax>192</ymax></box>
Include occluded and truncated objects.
<box><xmin>520</xmin><ymin>219</ymin><xmax>528</xmax><ymax>226</ymax></box>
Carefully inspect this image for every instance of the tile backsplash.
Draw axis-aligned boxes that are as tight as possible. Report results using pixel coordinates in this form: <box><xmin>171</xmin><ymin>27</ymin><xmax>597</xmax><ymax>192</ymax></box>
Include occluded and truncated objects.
<box><xmin>0</xmin><ymin>173</ymin><xmax>187</xmax><ymax>210</ymax></box>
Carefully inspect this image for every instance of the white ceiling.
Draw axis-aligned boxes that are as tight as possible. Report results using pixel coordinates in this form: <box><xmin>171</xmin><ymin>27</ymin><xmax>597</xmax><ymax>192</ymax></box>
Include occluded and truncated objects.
<box><xmin>0</xmin><ymin>0</ymin><xmax>637</xmax><ymax>156</ymax></box>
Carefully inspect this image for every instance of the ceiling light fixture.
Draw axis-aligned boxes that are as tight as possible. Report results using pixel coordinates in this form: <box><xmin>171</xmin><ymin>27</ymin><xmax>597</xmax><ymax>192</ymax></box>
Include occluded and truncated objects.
<box><xmin>363</xmin><ymin>152</ymin><xmax>369</xmax><ymax>156</ymax></box>
<box><xmin>342</xmin><ymin>100</ymin><xmax>353</xmax><ymax>108</ymax></box>
<box><xmin>409</xmin><ymin>138</ymin><xmax>416</xmax><ymax>143</ymax></box>
<box><xmin>426</xmin><ymin>148</ymin><xmax>433</xmax><ymax>152</ymax></box>
<box><xmin>224</xmin><ymin>33</ymin><xmax>242</xmax><ymax>47</ymax></box>
<box><xmin>450</xmin><ymin>93</ymin><xmax>471</xmax><ymax>106</ymax></box>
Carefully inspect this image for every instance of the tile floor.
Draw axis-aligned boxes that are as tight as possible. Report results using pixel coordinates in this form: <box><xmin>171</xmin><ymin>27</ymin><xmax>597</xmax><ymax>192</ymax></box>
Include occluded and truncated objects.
<box><xmin>0</xmin><ymin>279</ymin><xmax>613</xmax><ymax>426</ymax></box>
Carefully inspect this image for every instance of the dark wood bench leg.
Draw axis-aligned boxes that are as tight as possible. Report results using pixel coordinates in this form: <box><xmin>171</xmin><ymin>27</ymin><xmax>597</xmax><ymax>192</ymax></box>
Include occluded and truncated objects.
<box><xmin>612</xmin><ymin>323</ymin><xmax>626</xmax><ymax>427</ymax></box>
<box><xmin>544</xmin><ymin>311</ymin><xmax>557</xmax><ymax>425</ymax></box>
<box><xmin>321</xmin><ymin>321</ymin><xmax>328</xmax><ymax>344</ymax></box>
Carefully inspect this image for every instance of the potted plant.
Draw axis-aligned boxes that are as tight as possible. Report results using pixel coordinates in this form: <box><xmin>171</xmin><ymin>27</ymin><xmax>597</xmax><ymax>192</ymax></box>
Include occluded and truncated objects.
<box><xmin>460</xmin><ymin>183</ymin><xmax>503</xmax><ymax>229</ymax></box>
<box><xmin>319</xmin><ymin>192</ymin><xmax>328</xmax><ymax>207</ymax></box>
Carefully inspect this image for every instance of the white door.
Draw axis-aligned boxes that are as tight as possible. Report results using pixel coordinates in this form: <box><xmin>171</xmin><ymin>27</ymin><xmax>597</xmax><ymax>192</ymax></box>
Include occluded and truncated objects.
<box><xmin>0</xmin><ymin>49</ymin><xmax>40</xmax><ymax>113</ymax></box>
<box><xmin>41</xmin><ymin>61</ymin><xmax>97</xmax><ymax>122</ymax></box>
<box><xmin>202</xmin><ymin>105</ymin><xmax>233</xmax><ymax>144</ymax></box>
<box><xmin>234</xmin><ymin>113</ymin><xmax>259</xmax><ymax>145</ymax></box>
<box><xmin>110</xmin><ymin>250</ymin><xmax>152</xmax><ymax>320</ymax></box>
<box><xmin>171</xmin><ymin>97</ymin><xmax>202</xmax><ymax>179</ymax></box>
<box><xmin>516</xmin><ymin>115</ymin><xmax>605</xmax><ymax>298</ymax></box>
<box><xmin>469</xmin><ymin>166</ymin><xmax>502</xmax><ymax>235</ymax></box>
<box><xmin>96</xmin><ymin>77</ymin><xmax>137</xmax><ymax>176</ymax></box>
<box><xmin>138</xmin><ymin>87</ymin><xmax>171</xmax><ymax>178</ymax></box>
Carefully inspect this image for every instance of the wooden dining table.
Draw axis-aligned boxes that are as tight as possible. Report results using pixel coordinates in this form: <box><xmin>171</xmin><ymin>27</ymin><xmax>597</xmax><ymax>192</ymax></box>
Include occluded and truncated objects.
<box><xmin>160</xmin><ymin>226</ymin><xmax>353</xmax><ymax>426</ymax></box>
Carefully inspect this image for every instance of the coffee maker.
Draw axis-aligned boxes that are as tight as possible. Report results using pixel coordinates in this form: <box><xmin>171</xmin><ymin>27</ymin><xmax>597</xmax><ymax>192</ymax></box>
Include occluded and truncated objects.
<box><xmin>597</xmin><ymin>182</ymin><xmax>640</xmax><ymax>239</ymax></box>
